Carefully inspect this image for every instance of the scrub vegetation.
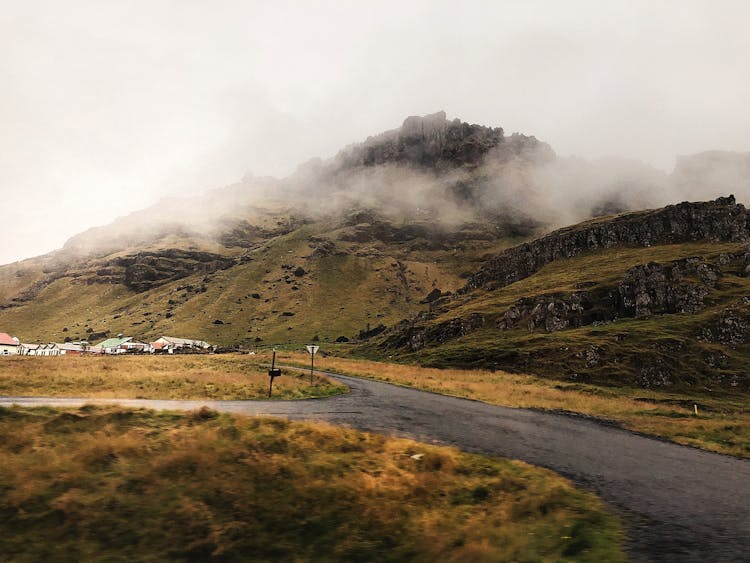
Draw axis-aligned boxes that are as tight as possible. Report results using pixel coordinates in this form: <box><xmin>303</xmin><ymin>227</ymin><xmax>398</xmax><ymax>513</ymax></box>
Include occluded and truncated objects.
<box><xmin>0</xmin><ymin>405</ymin><xmax>624</xmax><ymax>562</ymax></box>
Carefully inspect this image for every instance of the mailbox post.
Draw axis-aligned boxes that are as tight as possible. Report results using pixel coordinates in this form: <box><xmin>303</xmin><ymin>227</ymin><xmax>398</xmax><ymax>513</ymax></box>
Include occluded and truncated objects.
<box><xmin>267</xmin><ymin>348</ymin><xmax>282</xmax><ymax>397</ymax></box>
<box><xmin>305</xmin><ymin>345</ymin><xmax>319</xmax><ymax>385</ymax></box>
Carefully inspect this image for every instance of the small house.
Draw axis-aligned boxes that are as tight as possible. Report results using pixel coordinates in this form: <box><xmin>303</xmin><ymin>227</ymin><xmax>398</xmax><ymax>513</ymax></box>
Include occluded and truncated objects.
<box><xmin>57</xmin><ymin>342</ymin><xmax>102</xmax><ymax>355</ymax></box>
<box><xmin>97</xmin><ymin>336</ymin><xmax>149</xmax><ymax>354</ymax></box>
<box><xmin>37</xmin><ymin>343</ymin><xmax>62</xmax><ymax>357</ymax></box>
<box><xmin>19</xmin><ymin>343</ymin><xmax>40</xmax><ymax>356</ymax></box>
<box><xmin>151</xmin><ymin>336</ymin><xmax>212</xmax><ymax>354</ymax></box>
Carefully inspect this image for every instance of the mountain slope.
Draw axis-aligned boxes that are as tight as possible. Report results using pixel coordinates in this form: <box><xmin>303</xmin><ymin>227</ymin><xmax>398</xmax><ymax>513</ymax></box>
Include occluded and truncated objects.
<box><xmin>374</xmin><ymin>196</ymin><xmax>750</xmax><ymax>390</ymax></box>
<box><xmin>0</xmin><ymin>210</ymin><xmax>530</xmax><ymax>346</ymax></box>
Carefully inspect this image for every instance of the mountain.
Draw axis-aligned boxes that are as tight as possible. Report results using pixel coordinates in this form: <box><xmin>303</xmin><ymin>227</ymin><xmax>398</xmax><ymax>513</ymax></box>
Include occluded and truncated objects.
<box><xmin>0</xmin><ymin>112</ymin><xmax>556</xmax><ymax>347</ymax></box>
<box><xmin>0</xmin><ymin>112</ymin><xmax>749</xmax><ymax>392</ymax></box>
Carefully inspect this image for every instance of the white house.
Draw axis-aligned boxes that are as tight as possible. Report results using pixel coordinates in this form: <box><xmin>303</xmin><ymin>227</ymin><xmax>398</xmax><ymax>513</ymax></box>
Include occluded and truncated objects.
<box><xmin>0</xmin><ymin>333</ymin><xmax>20</xmax><ymax>356</ymax></box>
<box><xmin>19</xmin><ymin>343</ymin><xmax>40</xmax><ymax>355</ymax></box>
<box><xmin>97</xmin><ymin>336</ymin><xmax>149</xmax><ymax>354</ymax></box>
<box><xmin>151</xmin><ymin>336</ymin><xmax>212</xmax><ymax>354</ymax></box>
<box><xmin>36</xmin><ymin>343</ymin><xmax>62</xmax><ymax>356</ymax></box>
<box><xmin>57</xmin><ymin>342</ymin><xmax>103</xmax><ymax>355</ymax></box>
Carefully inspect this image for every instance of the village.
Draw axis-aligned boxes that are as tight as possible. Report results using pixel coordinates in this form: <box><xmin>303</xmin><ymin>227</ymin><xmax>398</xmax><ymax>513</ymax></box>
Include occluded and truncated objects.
<box><xmin>0</xmin><ymin>332</ymin><xmax>213</xmax><ymax>356</ymax></box>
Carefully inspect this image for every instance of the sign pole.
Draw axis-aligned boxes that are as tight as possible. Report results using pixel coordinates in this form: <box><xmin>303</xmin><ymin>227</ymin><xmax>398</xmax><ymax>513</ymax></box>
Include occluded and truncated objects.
<box><xmin>305</xmin><ymin>345</ymin><xmax>319</xmax><ymax>385</ymax></box>
<box><xmin>267</xmin><ymin>348</ymin><xmax>282</xmax><ymax>397</ymax></box>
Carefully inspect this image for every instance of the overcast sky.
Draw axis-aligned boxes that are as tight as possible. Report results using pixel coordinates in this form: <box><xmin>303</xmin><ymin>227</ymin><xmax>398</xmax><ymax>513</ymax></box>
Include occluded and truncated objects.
<box><xmin>1</xmin><ymin>0</ymin><xmax>749</xmax><ymax>265</ymax></box>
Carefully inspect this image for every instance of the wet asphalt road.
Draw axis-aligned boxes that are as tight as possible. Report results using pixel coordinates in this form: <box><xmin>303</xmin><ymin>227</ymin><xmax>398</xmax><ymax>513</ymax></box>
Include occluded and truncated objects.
<box><xmin>2</xmin><ymin>369</ymin><xmax>749</xmax><ymax>562</ymax></box>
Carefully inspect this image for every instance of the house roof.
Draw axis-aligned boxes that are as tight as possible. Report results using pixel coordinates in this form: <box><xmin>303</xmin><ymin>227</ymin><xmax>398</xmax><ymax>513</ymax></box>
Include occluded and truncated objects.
<box><xmin>159</xmin><ymin>336</ymin><xmax>210</xmax><ymax>347</ymax></box>
<box><xmin>97</xmin><ymin>337</ymin><xmax>133</xmax><ymax>349</ymax></box>
<box><xmin>0</xmin><ymin>333</ymin><xmax>19</xmax><ymax>346</ymax></box>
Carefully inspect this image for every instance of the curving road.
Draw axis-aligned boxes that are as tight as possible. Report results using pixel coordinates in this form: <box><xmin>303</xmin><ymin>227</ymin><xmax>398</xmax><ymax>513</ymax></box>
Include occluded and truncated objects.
<box><xmin>2</xmin><ymin>369</ymin><xmax>749</xmax><ymax>562</ymax></box>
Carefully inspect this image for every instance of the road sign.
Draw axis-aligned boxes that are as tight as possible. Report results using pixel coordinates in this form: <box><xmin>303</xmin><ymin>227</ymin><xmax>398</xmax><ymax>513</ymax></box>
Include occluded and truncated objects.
<box><xmin>306</xmin><ymin>345</ymin><xmax>319</xmax><ymax>384</ymax></box>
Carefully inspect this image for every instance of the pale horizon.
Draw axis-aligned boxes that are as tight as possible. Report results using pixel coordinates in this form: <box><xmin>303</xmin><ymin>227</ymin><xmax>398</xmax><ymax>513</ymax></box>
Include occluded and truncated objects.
<box><xmin>2</xmin><ymin>0</ymin><xmax>749</xmax><ymax>265</ymax></box>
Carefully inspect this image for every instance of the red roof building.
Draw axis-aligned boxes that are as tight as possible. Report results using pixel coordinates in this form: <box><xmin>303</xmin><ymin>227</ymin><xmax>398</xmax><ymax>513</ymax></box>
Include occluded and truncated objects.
<box><xmin>0</xmin><ymin>333</ymin><xmax>19</xmax><ymax>346</ymax></box>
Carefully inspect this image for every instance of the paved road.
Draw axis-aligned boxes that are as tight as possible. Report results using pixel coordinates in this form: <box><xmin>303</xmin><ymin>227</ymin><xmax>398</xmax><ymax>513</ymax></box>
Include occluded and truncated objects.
<box><xmin>2</xmin><ymin>369</ymin><xmax>749</xmax><ymax>562</ymax></box>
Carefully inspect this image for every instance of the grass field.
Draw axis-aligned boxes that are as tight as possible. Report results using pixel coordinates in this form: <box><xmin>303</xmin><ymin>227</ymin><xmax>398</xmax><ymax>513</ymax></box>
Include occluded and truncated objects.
<box><xmin>0</xmin><ymin>405</ymin><xmax>624</xmax><ymax>561</ymax></box>
<box><xmin>270</xmin><ymin>351</ymin><xmax>750</xmax><ymax>458</ymax></box>
<box><xmin>0</xmin><ymin>355</ymin><xmax>345</xmax><ymax>400</ymax></box>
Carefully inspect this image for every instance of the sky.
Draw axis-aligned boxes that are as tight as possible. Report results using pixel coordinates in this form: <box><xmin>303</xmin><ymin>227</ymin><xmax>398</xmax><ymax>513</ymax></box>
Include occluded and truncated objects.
<box><xmin>1</xmin><ymin>0</ymin><xmax>749</xmax><ymax>265</ymax></box>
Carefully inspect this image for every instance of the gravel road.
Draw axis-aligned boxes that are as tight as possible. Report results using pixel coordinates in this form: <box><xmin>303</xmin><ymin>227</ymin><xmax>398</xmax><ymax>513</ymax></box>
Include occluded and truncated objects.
<box><xmin>2</xmin><ymin>369</ymin><xmax>748</xmax><ymax>562</ymax></box>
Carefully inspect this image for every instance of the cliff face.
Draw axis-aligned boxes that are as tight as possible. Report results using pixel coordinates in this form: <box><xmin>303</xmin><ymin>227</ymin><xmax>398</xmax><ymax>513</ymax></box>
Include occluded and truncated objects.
<box><xmin>466</xmin><ymin>196</ymin><xmax>750</xmax><ymax>291</ymax></box>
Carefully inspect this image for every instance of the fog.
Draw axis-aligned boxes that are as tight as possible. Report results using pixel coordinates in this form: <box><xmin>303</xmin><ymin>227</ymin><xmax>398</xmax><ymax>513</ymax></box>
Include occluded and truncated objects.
<box><xmin>2</xmin><ymin>1</ymin><xmax>750</xmax><ymax>264</ymax></box>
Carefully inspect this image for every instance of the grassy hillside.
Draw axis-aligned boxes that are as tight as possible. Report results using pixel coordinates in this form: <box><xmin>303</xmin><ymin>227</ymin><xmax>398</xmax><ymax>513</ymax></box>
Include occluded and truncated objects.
<box><xmin>371</xmin><ymin>240</ymin><xmax>750</xmax><ymax>390</ymax></box>
<box><xmin>0</xmin><ymin>218</ymin><xmax>525</xmax><ymax>347</ymax></box>
<box><xmin>4</xmin><ymin>194</ymin><xmax>750</xmax><ymax>393</ymax></box>
<box><xmin>0</xmin><ymin>406</ymin><xmax>624</xmax><ymax>561</ymax></box>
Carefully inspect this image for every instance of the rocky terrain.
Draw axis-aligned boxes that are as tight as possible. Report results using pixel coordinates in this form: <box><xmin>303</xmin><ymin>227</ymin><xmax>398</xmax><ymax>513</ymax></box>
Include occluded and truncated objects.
<box><xmin>466</xmin><ymin>195</ymin><xmax>749</xmax><ymax>291</ymax></box>
<box><xmin>376</xmin><ymin>196</ymin><xmax>750</xmax><ymax>389</ymax></box>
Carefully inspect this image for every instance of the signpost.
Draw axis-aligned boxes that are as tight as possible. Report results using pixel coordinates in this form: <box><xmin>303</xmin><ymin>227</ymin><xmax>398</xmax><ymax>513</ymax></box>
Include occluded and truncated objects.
<box><xmin>305</xmin><ymin>345</ymin><xmax>319</xmax><ymax>384</ymax></box>
<box><xmin>267</xmin><ymin>348</ymin><xmax>282</xmax><ymax>397</ymax></box>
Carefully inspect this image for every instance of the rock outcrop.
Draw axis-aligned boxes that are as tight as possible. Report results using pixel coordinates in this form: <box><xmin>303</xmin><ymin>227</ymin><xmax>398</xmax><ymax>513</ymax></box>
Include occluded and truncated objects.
<box><xmin>699</xmin><ymin>299</ymin><xmax>750</xmax><ymax>346</ymax></box>
<box><xmin>386</xmin><ymin>253</ymin><xmax>736</xmax><ymax>352</ymax></box>
<box><xmin>117</xmin><ymin>250</ymin><xmax>235</xmax><ymax>293</ymax></box>
<box><xmin>334</xmin><ymin>111</ymin><xmax>553</xmax><ymax>171</ymax></box>
<box><xmin>614</xmin><ymin>258</ymin><xmax>721</xmax><ymax>317</ymax></box>
<box><xmin>383</xmin><ymin>312</ymin><xmax>485</xmax><ymax>352</ymax></box>
<box><xmin>466</xmin><ymin>196</ymin><xmax>750</xmax><ymax>291</ymax></box>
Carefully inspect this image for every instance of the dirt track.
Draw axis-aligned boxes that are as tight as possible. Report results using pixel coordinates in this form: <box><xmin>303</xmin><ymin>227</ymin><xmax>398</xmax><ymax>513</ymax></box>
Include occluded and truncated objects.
<box><xmin>2</xmin><ymin>369</ymin><xmax>749</xmax><ymax>562</ymax></box>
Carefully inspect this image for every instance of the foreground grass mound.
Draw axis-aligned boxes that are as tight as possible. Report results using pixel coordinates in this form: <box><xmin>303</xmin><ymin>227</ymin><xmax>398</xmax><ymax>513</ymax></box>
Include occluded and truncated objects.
<box><xmin>0</xmin><ymin>355</ymin><xmax>345</xmax><ymax>400</ymax></box>
<box><xmin>0</xmin><ymin>406</ymin><xmax>623</xmax><ymax>561</ymax></box>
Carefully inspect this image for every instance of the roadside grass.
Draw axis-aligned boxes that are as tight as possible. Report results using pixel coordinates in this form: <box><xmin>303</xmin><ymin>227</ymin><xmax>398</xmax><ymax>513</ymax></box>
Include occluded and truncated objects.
<box><xmin>0</xmin><ymin>355</ymin><xmax>345</xmax><ymax>400</ymax></box>
<box><xmin>0</xmin><ymin>405</ymin><xmax>624</xmax><ymax>562</ymax></box>
<box><xmin>268</xmin><ymin>351</ymin><xmax>750</xmax><ymax>459</ymax></box>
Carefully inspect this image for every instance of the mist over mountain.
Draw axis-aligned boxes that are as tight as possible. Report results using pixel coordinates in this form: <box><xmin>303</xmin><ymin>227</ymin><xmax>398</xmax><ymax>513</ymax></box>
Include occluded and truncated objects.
<box><xmin>46</xmin><ymin>112</ymin><xmax>749</xmax><ymax>263</ymax></box>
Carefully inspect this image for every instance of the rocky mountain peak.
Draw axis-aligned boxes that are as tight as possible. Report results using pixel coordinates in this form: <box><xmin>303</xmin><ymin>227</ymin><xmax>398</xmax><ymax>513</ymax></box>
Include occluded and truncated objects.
<box><xmin>333</xmin><ymin>112</ymin><xmax>551</xmax><ymax>171</ymax></box>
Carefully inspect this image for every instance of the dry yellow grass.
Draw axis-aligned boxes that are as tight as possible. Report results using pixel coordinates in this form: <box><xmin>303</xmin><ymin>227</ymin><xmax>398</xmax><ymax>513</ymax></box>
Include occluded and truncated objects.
<box><xmin>271</xmin><ymin>351</ymin><xmax>750</xmax><ymax>458</ymax></box>
<box><xmin>0</xmin><ymin>405</ymin><xmax>624</xmax><ymax>561</ymax></box>
<box><xmin>0</xmin><ymin>354</ymin><xmax>345</xmax><ymax>400</ymax></box>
